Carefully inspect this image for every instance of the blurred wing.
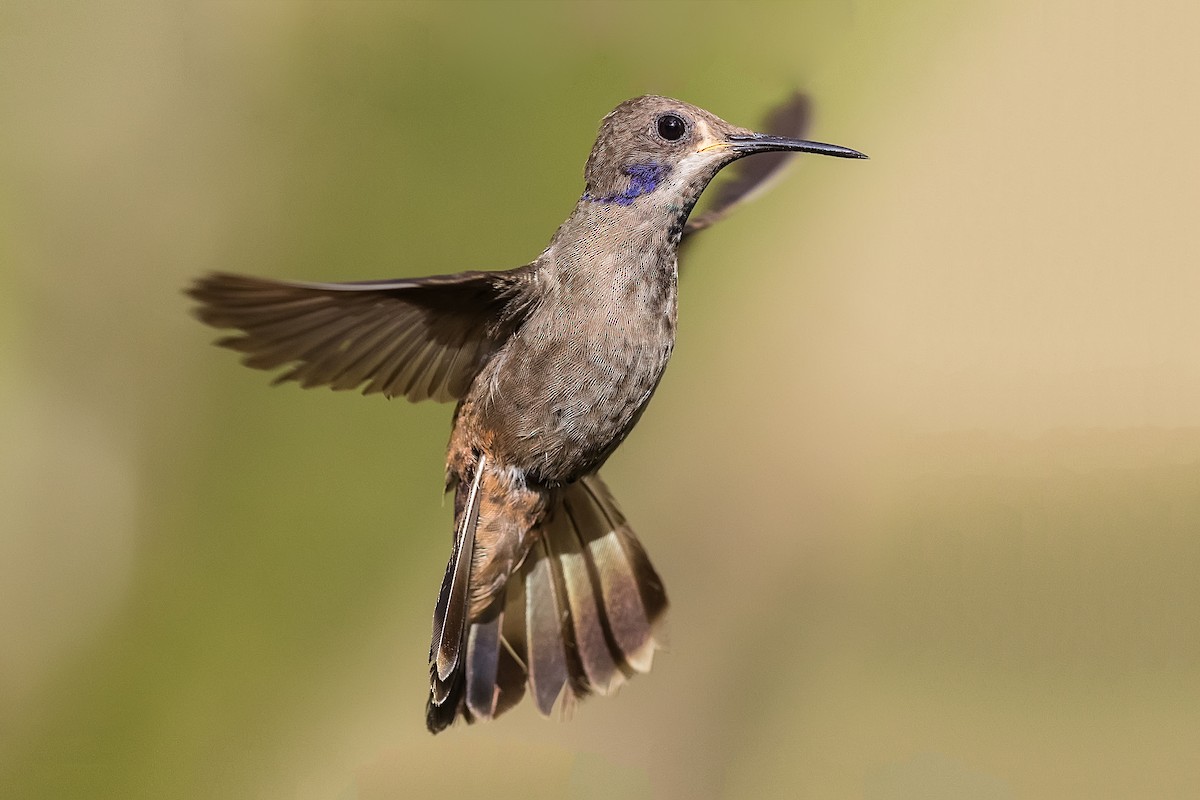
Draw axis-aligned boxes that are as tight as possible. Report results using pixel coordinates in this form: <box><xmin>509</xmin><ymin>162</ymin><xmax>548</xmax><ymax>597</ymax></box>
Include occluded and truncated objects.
<box><xmin>188</xmin><ymin>268</ymin><xmax>532</xmax><ymax>402</ymax></box>
<box><xmin>681</xmin><ymin>92</ymin><xmax>812</xmax><ymax>240</ymax></box>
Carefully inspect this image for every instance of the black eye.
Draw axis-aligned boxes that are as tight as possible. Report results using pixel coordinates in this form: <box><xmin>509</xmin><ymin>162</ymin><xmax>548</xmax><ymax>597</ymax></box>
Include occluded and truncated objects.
<box><xmin>656</xmin><ymin>113</ymin><xmax>687</xmax><ymax>141</ymax></box>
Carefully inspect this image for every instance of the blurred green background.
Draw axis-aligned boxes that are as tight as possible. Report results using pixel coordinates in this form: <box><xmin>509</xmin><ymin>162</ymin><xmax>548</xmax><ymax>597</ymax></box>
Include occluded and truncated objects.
<box><xmin>2</xmin><ymin>1</ymin><xmax>1198</xmax><ymax>798</ymax></box>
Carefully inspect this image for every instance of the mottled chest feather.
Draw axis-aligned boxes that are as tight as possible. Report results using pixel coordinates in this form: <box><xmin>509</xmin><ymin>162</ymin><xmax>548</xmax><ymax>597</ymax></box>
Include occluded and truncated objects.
<box><xmin>455</xmin><ymin>215</ymin><xmax>680</xmax><ymax>481</ymax></box>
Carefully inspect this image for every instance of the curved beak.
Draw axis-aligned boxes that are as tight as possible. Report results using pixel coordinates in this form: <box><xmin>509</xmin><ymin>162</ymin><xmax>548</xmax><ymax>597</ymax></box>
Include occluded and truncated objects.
<box><xmin>726</xmin><ymin>133</ymin><xmax>867</xmax><ymax>160</ymax></box>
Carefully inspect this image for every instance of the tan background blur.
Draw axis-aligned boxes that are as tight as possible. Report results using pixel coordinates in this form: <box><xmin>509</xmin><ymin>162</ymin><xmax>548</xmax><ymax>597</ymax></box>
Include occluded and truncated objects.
<box><xmin>2</xmin><ymin>1</ymin><xmax>1197</xmax><ymax>798</ymax></box>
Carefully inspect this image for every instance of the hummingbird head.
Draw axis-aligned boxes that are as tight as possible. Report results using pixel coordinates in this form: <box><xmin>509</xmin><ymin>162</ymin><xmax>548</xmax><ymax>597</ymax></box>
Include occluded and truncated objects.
<box><xmin>581</xmin><ymin>95</ymin><xmax>865</xmax><ymax>208</ymax></box>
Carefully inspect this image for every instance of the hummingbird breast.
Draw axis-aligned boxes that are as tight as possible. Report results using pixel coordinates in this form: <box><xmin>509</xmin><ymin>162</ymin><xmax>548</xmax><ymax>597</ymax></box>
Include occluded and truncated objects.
<box><xmin>459</xmin><ymin>230</ymin><xmax>680</xmax><ymax>484</ymax></box>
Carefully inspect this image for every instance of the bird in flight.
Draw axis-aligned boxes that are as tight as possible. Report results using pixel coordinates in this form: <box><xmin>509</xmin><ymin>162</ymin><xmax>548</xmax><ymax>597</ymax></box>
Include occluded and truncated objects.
<box><xmin>189</xmin><ymin>93</ymin><xmax>865</xmax><ymax>733</ymax></box>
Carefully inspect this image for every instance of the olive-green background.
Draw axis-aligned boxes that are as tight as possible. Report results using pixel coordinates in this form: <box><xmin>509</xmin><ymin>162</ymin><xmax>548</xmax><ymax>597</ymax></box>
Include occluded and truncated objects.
<box><xmin>2</xmin><ymin>1</ymin><xmax>1197</xmax><ymax>798</ymax></box>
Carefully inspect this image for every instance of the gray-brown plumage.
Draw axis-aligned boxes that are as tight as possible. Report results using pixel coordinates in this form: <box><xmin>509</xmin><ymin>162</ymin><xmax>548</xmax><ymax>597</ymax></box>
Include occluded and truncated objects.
<box><xmin>188</xmin><ymin>94</ymin><xmax>865</xmax><ymax>733</ymax></box>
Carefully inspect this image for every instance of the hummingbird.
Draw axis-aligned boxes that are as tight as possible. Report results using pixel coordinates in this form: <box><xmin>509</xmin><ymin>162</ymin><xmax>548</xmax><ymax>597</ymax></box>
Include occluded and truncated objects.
<box><xmin>188</xmin><ymin>94</ymin><xmax>865</xmax><ymax>733</ymax></box>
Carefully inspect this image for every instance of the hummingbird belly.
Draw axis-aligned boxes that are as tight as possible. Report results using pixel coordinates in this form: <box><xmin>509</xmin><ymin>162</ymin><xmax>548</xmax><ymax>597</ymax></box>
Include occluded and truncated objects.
<box><xmin>467</xmin><ymin>299</ymin><xmax>677</xmax><ymax>483</ymax></box>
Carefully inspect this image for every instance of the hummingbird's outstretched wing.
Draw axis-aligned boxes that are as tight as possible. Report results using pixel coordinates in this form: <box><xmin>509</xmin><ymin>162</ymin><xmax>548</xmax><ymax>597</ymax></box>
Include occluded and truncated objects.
<box><xmin>681</xmin><ymin>92</ymin><xmax>811</xmax><ymax>240</ymax></box>
<box><xmin>188</xmin><ymin>269</ymin><xmax>533</xmax><ymax>402</ymax></box>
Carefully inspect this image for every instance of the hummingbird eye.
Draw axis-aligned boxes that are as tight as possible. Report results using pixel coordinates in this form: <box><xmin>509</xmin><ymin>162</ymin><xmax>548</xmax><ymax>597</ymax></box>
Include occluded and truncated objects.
<box><xmin>656</xmin><ymin>113</ymin><xmax>687</xmax><ymax>142</ymax></box>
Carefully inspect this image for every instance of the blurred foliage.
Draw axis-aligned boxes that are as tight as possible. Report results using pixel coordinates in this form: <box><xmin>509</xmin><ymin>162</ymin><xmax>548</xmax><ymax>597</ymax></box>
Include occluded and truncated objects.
<box><xmin>2</xmin><ymin>1</ymin><xmax>1198</xmax><ymax>798</ymax></box>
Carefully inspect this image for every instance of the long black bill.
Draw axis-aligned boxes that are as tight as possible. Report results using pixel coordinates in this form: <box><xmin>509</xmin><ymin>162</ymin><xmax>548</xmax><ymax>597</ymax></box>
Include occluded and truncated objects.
<box><xmin>727</xmin><ymin>133</ymin><xmax>867</xmax><ymax>159</ymax></box>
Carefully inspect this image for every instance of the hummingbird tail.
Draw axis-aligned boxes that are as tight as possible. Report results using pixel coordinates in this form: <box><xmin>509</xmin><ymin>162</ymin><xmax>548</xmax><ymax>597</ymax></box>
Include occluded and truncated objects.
<box><xmin>425</xmin><ymin>472</ymin><xmax>668</xmax><ymax>733</ymax></box>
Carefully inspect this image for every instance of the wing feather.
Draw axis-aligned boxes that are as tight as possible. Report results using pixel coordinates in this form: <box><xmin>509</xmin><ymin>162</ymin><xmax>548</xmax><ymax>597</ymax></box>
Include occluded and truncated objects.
<box><xmin>188</xmin><ymin>268</ymin><xmax>533</xmax><ymax>402</ymax></box>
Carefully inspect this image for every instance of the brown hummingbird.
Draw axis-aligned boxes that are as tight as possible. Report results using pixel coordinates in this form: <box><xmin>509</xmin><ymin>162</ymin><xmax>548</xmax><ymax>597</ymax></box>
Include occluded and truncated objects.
<box><xmin>188</xmin><ymin>94</ymin><xmax>865</xmax><ymax>733</ymax></box>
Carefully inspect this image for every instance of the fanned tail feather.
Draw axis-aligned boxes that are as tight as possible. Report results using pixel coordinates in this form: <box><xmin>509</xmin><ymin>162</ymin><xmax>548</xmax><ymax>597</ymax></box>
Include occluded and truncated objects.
<box><xmin>425</xmin><ymin>472</ymin><xmax>667</xmax><ymax>733</ymax></box>
<box><xmin>425</xmin><ymin>455</ymin><xmax>485</xmax><ymax>730</ymax></box>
